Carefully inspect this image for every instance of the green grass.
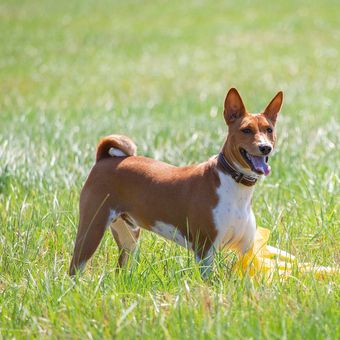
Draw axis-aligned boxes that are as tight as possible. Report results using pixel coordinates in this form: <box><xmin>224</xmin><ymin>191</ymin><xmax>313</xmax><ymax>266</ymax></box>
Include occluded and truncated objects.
<box><xmin>1</xmin><ymin>0</ymin><xmax>339</xmax><ymax>338</ymax></box>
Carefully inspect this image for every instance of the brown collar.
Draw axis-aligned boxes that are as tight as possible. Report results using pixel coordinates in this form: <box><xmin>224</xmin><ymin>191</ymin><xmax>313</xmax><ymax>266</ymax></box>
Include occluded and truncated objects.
<box><xmin>217</xmin><ymin>153</ymin><xmax>258</xmax><ymax>187</ymax></box>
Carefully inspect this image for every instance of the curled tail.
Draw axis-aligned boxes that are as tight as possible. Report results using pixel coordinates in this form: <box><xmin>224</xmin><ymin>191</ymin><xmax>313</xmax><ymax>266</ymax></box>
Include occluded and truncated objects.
<box><xmin>96</xmin><ymin>134</ymin><xmax>137</xmax><ymax>162</ymax></box>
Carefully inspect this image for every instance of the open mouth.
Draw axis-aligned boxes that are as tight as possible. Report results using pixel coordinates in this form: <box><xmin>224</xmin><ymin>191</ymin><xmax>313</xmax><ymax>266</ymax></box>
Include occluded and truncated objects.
<box><xmin>240</xmin><ymin>148</ymin><xmax>271</xmax><ymax>176</ymax></box>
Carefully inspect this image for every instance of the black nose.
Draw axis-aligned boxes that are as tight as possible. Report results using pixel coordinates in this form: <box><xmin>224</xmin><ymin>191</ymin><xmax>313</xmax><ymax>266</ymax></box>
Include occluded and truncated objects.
<box><xmin>259</xmin><ymin>144</ymin><xmax>272</xmax><ymax>155</ymax></box>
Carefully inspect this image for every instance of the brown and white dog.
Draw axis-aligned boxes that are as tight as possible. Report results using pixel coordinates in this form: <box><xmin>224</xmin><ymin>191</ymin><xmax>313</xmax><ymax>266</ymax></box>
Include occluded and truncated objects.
<box><xmin>69</xmin><ymin>88</ymin><xmax>283</xmax><ymax>277</ymax></box>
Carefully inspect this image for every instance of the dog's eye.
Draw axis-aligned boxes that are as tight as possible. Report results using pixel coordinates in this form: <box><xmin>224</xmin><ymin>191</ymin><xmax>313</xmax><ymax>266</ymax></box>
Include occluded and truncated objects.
<box><xmin>241</xmin><ymin>128</ymin><xmax>252</xmax><ymax>134</ymax></box>
<box><xmin>267</xmin><ymin>127</ymin><xmax>273</xmax><ymax>133</ymax></box>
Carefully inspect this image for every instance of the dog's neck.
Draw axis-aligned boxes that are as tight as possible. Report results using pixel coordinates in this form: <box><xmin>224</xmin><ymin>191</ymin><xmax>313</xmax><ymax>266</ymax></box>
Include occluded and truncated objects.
<box><xmin>217</xmin><ymin>153</ymin><xmax>258</xmax><ymax>187</ymax></box>
<box><xmin>217</xmin><ymin>141</ymin><xmax>260</xmax><ymax>187</ymax></box>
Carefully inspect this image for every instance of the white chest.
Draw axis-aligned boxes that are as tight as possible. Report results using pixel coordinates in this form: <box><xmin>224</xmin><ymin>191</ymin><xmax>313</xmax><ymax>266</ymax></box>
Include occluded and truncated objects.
<box><xmin>212</xmin><ymin>170</ymin><xmax>256</xmax><ymax>254</ymax></box>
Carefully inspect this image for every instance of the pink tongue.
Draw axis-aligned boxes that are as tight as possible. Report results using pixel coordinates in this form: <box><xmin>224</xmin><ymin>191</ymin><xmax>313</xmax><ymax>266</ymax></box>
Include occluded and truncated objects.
<box><xmin>248</xmin><ymin>155</ymin><xmax>271</xmax><ymax>176</ymax></box>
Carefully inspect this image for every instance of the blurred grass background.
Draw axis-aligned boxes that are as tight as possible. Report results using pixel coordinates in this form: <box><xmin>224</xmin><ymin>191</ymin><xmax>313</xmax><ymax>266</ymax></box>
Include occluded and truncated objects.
<box><xmin>0</xmin><ymin>0</ymin><xmax>339</xmax><ymax>338</ymax></box>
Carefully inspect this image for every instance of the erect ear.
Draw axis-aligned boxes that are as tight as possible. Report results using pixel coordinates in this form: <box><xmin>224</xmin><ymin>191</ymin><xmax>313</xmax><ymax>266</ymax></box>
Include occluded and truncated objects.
<box><xmin>223</xmin><ymin>88</ymin><xmax>247</xmax><ymax>125</ymax></box>
<box><xmin>263</xmin><ymin>91</ymin><xmax>283</xmax><ymax>126</ymax></box>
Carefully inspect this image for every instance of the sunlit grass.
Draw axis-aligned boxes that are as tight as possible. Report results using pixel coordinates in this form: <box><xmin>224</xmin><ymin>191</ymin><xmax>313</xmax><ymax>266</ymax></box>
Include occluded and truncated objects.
<box><xmin>0</xmin><ymin>0</ymin><xmax>339</xmax><ymax>338</ymax></box>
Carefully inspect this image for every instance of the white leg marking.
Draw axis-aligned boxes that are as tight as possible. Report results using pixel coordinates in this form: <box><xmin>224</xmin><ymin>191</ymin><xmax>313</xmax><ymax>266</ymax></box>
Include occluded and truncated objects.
<box><xmin>152</xmin><ymin>221</ymin><xmax>192</xmax><ymax>249</ymax></box>
<box><xmin>196</xmin><ymin>246</ymin><xmax>215</xmax><ymax>278</ymax></box>
<box><xmin>78</xmin><ymin>261</ymin><xmax>86</xmax><ymax>272</ymax></box>
<box><xmin>106</xmin><ymin>209</ymin><xmax>118</xmax><ymax>229</ymax></box>
<box><xmin>239</xmin><ymin>210</ymin><xmax>256</xmax><ymax>254</ymax></box>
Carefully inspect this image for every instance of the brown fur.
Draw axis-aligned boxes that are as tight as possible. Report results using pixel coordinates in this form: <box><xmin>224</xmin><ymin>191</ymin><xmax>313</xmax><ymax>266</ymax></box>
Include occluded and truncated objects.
<box><xmin>69</xmin><ymin>88</ymin><xmax>283</xmax><ymax>276</ymax></box>
<box><xmin>69</xmin><ymin>156</ymin><xmax>221</xmax><ymax>274</ymax></box>
<box><xmin>96</xmin><ymin>134</ymin><xmax>137</xmax><ymax>162</ymax></box>
<box><xmin>222</xmin><ymin>89</ymin><xmax>282</xmax><ymax>167</ymax></box>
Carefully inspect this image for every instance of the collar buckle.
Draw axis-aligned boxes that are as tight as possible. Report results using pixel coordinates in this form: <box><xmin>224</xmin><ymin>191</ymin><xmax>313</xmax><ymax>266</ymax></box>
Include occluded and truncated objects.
<box><xmin>234</xmin><ymin>172</ymin><xmax>244</xmax><ymax>183</ymax></box>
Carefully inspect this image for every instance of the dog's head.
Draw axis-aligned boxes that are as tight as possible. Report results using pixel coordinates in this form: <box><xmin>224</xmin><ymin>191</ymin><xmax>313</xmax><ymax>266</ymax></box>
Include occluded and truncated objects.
<box><xmin>222</xmin><ymin>88</ymin><xmax>283</xmax><ymax>176</ymax></box>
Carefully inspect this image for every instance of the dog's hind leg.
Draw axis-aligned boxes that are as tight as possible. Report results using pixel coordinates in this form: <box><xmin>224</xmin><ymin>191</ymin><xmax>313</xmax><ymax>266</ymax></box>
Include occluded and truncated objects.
<box><xmin>110</xmin><ymin>217</ymin><xmax>140</xmax><ymax>268</ymax></box>
<box><xmin>69</xmin><ymin>193</ymin><xmax>114</xmax><ymax>276</ymax></box>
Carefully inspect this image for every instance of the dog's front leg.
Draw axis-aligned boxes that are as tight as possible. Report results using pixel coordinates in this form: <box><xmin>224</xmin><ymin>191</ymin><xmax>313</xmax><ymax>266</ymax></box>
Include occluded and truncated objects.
<box><xmin>195</xmin><ymin>246</ymin><xmax>215</xmax><ymax>279</ymax></box>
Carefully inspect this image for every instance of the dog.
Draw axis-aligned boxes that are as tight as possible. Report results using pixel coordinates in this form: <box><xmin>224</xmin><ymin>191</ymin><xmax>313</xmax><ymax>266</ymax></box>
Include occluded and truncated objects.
<box><xmin>69</xmin><ymin>88</ymin><xmax>283</xmax><ymax>277</ymax></box>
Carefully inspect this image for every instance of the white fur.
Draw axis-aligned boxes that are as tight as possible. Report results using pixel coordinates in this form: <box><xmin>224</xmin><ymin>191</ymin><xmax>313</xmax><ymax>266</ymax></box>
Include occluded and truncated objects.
<box><xmin>78</xmin><ymin>261</ymin><xmax>86</xmax><ymax>271</ymax></box>
<box><xmin>257</xmin><ymin>134</ymin><xmax>273</xmax><ymax>151</ymax></box>
<box><xmin>106</xmin><ymin>209</ymin><xmax>118</xmax><ymax>228</ymax></box>
<box><xmin>152</xmin><ymin>221</ymin><xmax>192</xmax><ymax>249</ymax></box>
<box><xmin>108</xmin><ymin>147</ymin><xmax>127</xmax><ymax>157</ymax></box>
<box><xmin>195</xmin><ymin>246</ymin><xmax>215</xmax><ymax>278</ymax></box>
<box><xmin>212</xmin><ymin>170</ymin><xmax>256</xmax><ymax>254</ymax></box>
<box><xmin>233</xmin><ymin>160</ymin><xmax>261</xmax><ymax>179</ymax></box>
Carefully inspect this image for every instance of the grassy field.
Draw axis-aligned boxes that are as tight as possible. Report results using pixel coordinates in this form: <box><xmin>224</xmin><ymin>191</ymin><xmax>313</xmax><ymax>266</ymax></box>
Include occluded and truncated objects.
<box><xmin>1</xmin><ymin>0</ymin><xmax>339</xmax><ymax>338</ymax></box>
